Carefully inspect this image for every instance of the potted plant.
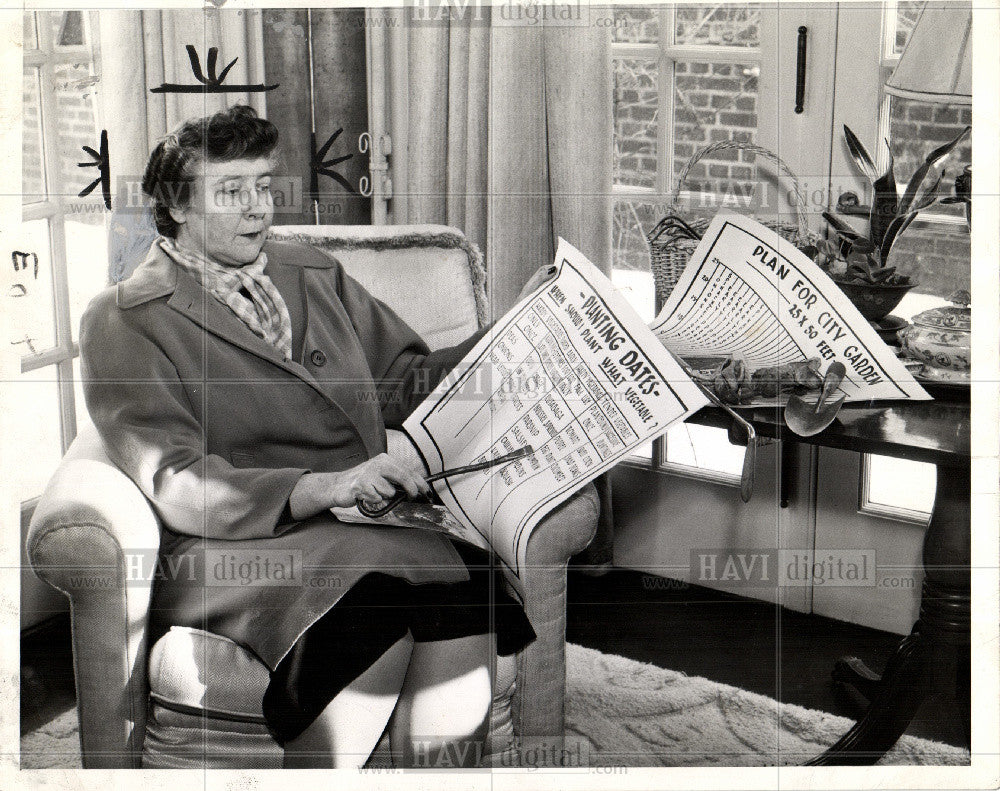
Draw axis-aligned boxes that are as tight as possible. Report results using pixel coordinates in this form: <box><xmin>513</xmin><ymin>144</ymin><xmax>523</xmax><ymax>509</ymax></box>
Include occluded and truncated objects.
<box><xmin>806</xmin><ymin>124</ymin><xmax>970</xmax><ymax>322</ymax></box>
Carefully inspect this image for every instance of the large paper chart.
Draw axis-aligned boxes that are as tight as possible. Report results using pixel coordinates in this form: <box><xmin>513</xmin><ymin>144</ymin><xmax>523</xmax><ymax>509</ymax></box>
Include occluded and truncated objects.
<box><xmin>404</xmin><ymin>238</ymin><xmax>707</xmax><ymax>576</ymax></box>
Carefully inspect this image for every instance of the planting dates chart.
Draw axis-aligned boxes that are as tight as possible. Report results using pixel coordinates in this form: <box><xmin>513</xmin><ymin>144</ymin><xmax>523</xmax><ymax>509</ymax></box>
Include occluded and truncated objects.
<box><xmin>405</xmin><ymin>239</ymin><xmax>704</xmax><ymax>575</ymax></box>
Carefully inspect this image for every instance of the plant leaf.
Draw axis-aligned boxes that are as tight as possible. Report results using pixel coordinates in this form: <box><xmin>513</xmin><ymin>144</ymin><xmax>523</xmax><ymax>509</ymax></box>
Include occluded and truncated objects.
<box><xmin>880</xmin><ymin>212</ymin><xmax>917</xmax><ymax>264</ymax></box>
<box><xmin>821</xmin><ymin>211</ymin><xmax>861</xmax><ymax>240</ymax></box>
<box><xmin>843</xmin><ymin>125</ymin><xmax>879</xmax><ymax>184</ymax></box>
<box><xmin>909</xmin><ymin>168</ymin><xmax>947</xmax><ymax>213</ymax></box>
<box><xmin>899</xmin><ymin>125</ymin><xmax>970</xmax><ymax>214</ymax></box>
<box><xmin>869</xmin><ymin>147</ymin><xmax>898</xmax><ymax>248</ymax></box>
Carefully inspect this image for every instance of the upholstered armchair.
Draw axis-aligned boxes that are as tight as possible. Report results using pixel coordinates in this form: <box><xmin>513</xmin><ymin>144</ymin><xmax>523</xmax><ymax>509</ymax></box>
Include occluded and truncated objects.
<box><xmin>26</xmin><ymin>224</ymin><xmax>599</xmax><ymax>768</ymax></box>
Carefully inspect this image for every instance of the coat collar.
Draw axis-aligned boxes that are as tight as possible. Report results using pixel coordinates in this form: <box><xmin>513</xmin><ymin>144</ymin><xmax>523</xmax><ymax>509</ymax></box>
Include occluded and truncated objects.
<box><xmin>117</xmin><ymin>238</ymin><xmax>323</xmax><ymax>393</ymax></box>
<box><xmin>116</xmin><ymin>237</ymin><xmax>332</xmax><ymax>310</ymax></box>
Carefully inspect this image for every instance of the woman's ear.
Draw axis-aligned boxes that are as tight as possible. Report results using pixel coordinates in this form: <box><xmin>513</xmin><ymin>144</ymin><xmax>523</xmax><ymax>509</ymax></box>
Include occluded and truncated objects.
<box><xmin>168</xmin><ymin>205</ymin><xmax>187</xmax><ymax>227</ymax></box>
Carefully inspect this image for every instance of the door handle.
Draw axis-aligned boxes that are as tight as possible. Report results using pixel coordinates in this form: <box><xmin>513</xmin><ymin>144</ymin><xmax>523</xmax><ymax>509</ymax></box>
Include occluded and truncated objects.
<box><xmin>795</xmin><ymin>26</ymin><xmax>808</xmax><ymax>114</ymax></box>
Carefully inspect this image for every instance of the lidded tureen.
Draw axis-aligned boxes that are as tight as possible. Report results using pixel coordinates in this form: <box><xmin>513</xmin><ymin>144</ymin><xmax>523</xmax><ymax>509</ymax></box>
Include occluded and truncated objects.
<box><xmin>897</xmin><ymin>290</ymin><xmax>971</xmax><ymax>381</ymax></box>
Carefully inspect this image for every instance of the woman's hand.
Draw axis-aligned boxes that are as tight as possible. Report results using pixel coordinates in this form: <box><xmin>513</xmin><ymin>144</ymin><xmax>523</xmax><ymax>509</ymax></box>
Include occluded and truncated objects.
<box><xmin>288</xmin><ymin>453</ymin><xmax>431</xmax><ymax>520</ymax></box>
<box><xmin>516</xmin><ymin>264</ymin><xmax>558</xmax><ymax>302</ymax></box>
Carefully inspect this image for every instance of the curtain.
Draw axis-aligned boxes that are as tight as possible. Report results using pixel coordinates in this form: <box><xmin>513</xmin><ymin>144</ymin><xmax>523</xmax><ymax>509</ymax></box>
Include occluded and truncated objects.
<box><xmin>381</xmin><ymin>11</ymin><xmax>614</xmax><ymax>566</ymax></box>
<box><xmin>381</xmin><ymin>9</ymin><xmax>612</xmax><ymax>310</ymax></box>
<box><xmin>97</xmin><ymin>10</ymin><xmax>266</xmax><ymax>281</ymax></box>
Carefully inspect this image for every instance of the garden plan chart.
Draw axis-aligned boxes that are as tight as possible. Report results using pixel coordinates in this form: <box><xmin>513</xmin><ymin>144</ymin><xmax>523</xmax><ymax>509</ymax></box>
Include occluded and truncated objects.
<box><xmin>650</xmin><ymin>213</ymin><xmax>929</xmax><ymax>402</ymax></box>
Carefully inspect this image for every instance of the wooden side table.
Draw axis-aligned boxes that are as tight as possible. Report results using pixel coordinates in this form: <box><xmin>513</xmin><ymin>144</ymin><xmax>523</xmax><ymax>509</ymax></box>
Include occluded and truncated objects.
<box><xmin>690</xmin><ymin>399</ymin><xmax>971</xmax><ymax>764</ymax></box>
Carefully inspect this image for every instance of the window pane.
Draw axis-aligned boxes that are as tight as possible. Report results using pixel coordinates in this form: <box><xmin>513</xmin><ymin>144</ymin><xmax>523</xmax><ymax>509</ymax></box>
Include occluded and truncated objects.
<box><xmin>865</xmin><ymin>454</ymin><xmax>935</xmax><ymax>515</ymax></box>
<box><xmin>664</xmin><ymin>423</ymin><xmax>744</xmax><ymax>476</ymax></box>
<box><xmin>674</xmin><ymin>3</ymin><xmax>760</xmax><ymax>48</ymax></box>
<box><xmin>892</xmin><ymin>0</ymin><xmax>931</xmax><ymax>55</ymax></box>
<box><xmin>613</xmin><ymin>58</ymin><xmax>659</xmax><ymax>189</ymax></box>
<box><xmin>612</xmin><ymin>6</ymin><xmax>661</xmax><ymax>44</ymax></box>
<box><xmin>53</xmin><ymin>61</ymin><xmax>102</xmax><ymax>201</ymax></box>
<box><xmin>50</xmin><ymin>10</ymin><xmax>86</xmax><ymax>47</ymax></box>
<box><xmin>23</xmin><ymin>69</ymin><xmax>46</xmax><ymax>203</ymax></box>
<box><xmin>674</xmin><ymin>61</ymin><xmax>758</xmax><ymax>205</ymax></box>
<box><xmin>10</xmin><ymin>366</ymin><xmax>64</xmax><ymax>503</ymax></box>
<box><xmin>888</xmin><ymin>96</ymin><xmax>971</xmax><ymax>219</ymax></box>
<box><xmin>886</xmin><ymin>219</ymin><xmax>970</xmax><ymax>298</ymax></box>
<box><xmin>23</xmin><ymin>11</ymin><xmax>38</xmax><ymax>49</ymax></box>
<box><xmin>65</xmin><ymin>217</ymin><xmax>110</xmax><ymax>341</ymax></box>
<box><xmin>886</xmin><ymin>95</ymin><xmax>971</xmax><ymax>297</ymax></box>
<box><xmin>6</xmin><ymin>219</ymin><xmax>57</xmax><ymax>356</ymax></box>
<box><xmin>612</xmin><ymin>199</ymin><xmax>660</xmax><ymax>321</ymax></box>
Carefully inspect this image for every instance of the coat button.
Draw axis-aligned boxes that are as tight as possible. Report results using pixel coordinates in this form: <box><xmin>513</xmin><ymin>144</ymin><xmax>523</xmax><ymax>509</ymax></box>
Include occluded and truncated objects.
<box><xmin>310</xmin><ymin>349</ymin><xmax>327</xmax><ymax>367</ymax></box>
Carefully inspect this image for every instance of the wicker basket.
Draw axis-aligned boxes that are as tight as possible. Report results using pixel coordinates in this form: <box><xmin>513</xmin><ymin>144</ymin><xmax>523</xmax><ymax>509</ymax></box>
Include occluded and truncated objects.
<box><xmin>646</xmin><ymin>141</ymin><xmax>821</xmax><ymax>310</ymax></box>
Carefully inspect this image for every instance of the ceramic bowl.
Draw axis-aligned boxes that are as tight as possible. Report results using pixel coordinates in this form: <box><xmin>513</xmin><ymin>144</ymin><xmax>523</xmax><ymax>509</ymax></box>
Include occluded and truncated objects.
<box><xmin>834</xmin><ymin>280</ymin><xmax>916</xmax><ymax>322</ymax></box>
<box><xmin>897</xmin><ymin>304</ymin><xmax>971</xmax><ymax>381</ymax></box>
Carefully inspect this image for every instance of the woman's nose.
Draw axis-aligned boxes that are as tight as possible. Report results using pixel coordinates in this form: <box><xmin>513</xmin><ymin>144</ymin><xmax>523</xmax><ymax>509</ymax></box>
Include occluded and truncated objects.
<box><xmin>244</xmin><ymin>190</ymin><xmax>270</xmax><ymax>217</ymax></box>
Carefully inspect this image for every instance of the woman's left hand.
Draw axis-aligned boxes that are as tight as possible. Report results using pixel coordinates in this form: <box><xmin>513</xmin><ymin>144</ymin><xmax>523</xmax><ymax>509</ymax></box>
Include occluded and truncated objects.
<box><xmin>517</xmin><ymin>264</ymin><xmax>558</xmax><ymax>302</ymax></box>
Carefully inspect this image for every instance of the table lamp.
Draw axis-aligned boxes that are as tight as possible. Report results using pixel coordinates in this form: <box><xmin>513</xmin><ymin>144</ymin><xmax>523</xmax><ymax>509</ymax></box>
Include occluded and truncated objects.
<box><xmin>883</xmin><ymin>1</ymin><xmax>972</xmax><ymax>226</ymax></box>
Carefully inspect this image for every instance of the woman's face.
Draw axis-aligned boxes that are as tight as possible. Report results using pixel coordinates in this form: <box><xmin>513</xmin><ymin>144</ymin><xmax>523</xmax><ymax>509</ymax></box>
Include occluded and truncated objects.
<box><xmin>170</xmin><ymin>156</ymin><xmax>275</xmax><ymax>266</ymax></box>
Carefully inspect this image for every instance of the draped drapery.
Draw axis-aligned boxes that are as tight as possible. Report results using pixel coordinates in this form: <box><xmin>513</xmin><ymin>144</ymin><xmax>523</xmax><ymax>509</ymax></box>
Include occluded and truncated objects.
<box><xmin>379</xmin><ymin>8</ymin><xmax>613</xmax><ymax>313</ymax></box>
<box><xmin>97</xmin><ymin>10</ymin><xmax>266</xmax><ymax>280</ymax></box>
<box><xmin>380</xmin><ymin>10</ymin><xmax>615</xmax><ymax>568</ymax></box>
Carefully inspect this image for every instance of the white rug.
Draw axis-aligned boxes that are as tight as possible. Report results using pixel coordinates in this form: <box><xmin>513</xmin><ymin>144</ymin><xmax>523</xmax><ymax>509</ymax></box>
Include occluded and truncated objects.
<box><xmin>21</xmin><ymin>643</ymin><xmax>969</xmax><ymax>768</ymax></box>
<box><xmin>564</xmin><ymin>643</ymin><xmax>968</xmax><ymax>766</ymax></box>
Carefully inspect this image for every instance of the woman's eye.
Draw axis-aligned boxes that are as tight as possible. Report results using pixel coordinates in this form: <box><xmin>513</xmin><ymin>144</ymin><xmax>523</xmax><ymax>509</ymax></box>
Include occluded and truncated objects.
<box><xmin>257</xmin><ymin>183</ymin><xmax>271</xmax><ymax>192</ymax></box>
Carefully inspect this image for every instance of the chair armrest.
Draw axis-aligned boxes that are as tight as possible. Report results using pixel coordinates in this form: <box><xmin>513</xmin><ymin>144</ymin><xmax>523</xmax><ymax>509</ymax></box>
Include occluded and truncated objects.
<box><xmin>509</xmin><ymin>483</ymin><xmax>599</xmax><ymax>757</ymax></box>
<box><xmin>26</xmin><ymin>425</ymin><xmax>160</xmax><ymax>768</ymax></box>
<box><xmin>385</xmin><ymin>427</ymin><xmax>599</xmax><ymax>758</ymax></box>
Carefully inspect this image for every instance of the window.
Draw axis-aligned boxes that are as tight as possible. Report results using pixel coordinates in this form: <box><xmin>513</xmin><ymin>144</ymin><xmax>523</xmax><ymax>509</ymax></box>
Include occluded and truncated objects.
<box><xmin>858</xmin><ymin>0</ymin><xmax>971</xmax><ymax>522</ymax></box>
<box><xmin>611</xmin><ymin>4</ymin><xmax>761</xmax><ymax>478</ymax></box>
<box><xmin>14</xmin><ymin>10</ymin><xmax>106</xmax><ymax>506</ymax></box>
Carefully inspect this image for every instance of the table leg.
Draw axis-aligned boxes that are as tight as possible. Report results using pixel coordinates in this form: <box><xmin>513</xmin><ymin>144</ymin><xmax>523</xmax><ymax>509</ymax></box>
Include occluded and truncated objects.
<box><xmin>806</xmin><ymin>461</ymin><xmax>970</xmax><ymax>766</ymax></box>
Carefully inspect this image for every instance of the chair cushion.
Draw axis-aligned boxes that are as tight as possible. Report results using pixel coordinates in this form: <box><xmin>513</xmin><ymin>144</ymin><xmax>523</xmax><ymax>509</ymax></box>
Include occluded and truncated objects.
<box><xmin>143</xmin><ymin>627</ymin><xmax>280</xmax><ymax>768</ymax></box>
<box><xmin>144</xmin><ymin>625</ymin><xmax>518</xmax><ymax>768</ymax></box>
<box><xmin>148</xmin><ymin>626</ymin><xmax>270</xmax><ymax>721</ymax></box>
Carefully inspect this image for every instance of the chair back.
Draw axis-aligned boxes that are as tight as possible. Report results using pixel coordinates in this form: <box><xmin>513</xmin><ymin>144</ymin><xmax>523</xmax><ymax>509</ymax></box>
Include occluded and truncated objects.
<box><xmin>269</xmin><ymin>225</ymin><xmax>488</xmax><ymax>349</ymax></box>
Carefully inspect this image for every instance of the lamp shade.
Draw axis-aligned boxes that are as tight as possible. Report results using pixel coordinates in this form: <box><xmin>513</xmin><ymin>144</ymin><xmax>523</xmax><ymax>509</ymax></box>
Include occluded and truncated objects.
<box><xmin>884</xmin><ymin>2</ymin><xmax>971</xmax><ymax>105</ymax></box>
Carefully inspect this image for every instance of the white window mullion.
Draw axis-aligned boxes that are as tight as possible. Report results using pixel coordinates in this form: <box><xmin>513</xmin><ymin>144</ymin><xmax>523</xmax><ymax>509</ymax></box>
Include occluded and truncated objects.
<box><xmin>55</xmin><ymin>358</ymin><xmax>77</xmax><ymax>452</ymax></box>
<box><xmin>656</xmin><ymin>4</ymin><xmax>673</xmax><ymax>199</ymax></box>
<box><xmin>651</xmin><ymin>3</ymin><xmax>673</xmax><ymax>467</ymax></box>
<box><xmin>31</xmin><ymin>11</ymin><xmax>80</xmax><ymax>450</ymax></box>
<box><xmin>662</xmin><ymin>44</ymin><xmax>761</xmax><ymax>64</ymax></box>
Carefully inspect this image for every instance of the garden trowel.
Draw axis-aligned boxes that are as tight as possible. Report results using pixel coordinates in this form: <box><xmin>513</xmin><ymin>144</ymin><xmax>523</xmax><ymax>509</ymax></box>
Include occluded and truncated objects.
<box><xmin>784</xmin><ymin>362</ymin><xmax>847</xmax><ymax>437</ymax></box>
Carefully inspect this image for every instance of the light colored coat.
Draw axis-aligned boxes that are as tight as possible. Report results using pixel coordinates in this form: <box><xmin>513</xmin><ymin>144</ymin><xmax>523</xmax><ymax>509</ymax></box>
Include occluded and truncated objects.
<box><xmin>80</xmin><ymin>238</ymin><xmax>483</xmax><ymax>669</ymax></box>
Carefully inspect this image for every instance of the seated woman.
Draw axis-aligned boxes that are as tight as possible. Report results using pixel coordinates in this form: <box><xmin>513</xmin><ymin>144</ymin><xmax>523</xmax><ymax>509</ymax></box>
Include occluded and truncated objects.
<box><xmin>79</xmin><ymin>104</ymin><xmax>544</xmax><ymax>768</ymax></box>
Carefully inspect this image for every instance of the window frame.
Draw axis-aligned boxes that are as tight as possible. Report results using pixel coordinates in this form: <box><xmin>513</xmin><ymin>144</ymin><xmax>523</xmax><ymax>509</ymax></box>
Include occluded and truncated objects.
<box><xmin>852</xmin><ymin>1</ymin><xmax>968</xmax><ymax>524</ymax></box>
<box><xmin>611</xmin><ymin>5</ymin><xmax>760</xmax><ymax>482</ymax></box>
<box><xmin>20</xmin><ymin>10</ymin><xmax>105</xmax><ymax>503</ymax></box>
<box><xmin>611</xmin><ymin>5</ymin><xmax>763</xmax><ymax>207</ymax></box>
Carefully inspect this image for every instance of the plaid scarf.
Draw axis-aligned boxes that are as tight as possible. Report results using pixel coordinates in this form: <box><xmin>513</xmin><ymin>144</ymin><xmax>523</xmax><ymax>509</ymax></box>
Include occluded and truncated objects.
<box><xmin>158</xmin><ymin>236</ymin><xmax>293</xmax><ymax>362</ymax></box>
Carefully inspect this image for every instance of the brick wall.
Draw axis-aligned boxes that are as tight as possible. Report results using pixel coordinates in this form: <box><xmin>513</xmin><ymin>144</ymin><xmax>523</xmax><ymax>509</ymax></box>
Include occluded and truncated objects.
<box><xmin>613</xmin><ymin>49</ymin><xmax>758</xmax><ymax>195</ymax></box>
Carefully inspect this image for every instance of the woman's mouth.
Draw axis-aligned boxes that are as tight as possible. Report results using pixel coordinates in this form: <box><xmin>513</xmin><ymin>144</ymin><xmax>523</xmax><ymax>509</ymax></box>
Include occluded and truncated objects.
<box><xmin>239</xmin><ymin>230</ymin><xmax>264</xmax><ymax>241</ymax></box>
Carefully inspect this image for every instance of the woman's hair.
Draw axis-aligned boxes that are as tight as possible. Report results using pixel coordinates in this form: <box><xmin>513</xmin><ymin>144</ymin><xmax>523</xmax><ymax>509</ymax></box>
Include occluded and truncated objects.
<box><xmin>141</xmin><ymin>105</ymin><xmax>279</xmax><ymax>238</ymax></box>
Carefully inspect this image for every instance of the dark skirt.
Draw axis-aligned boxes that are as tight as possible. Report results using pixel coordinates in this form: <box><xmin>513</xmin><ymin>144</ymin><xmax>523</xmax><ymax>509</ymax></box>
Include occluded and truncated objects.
<box><xmin>261</xmin><ymin>542</ymin><xmax>535</xmax><ymax>745</ymax></box>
